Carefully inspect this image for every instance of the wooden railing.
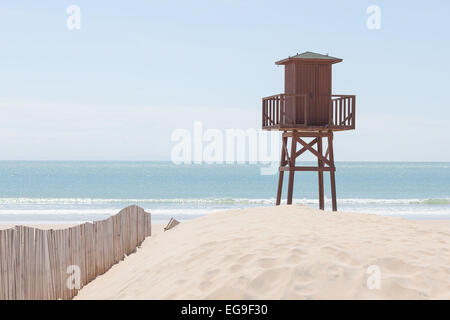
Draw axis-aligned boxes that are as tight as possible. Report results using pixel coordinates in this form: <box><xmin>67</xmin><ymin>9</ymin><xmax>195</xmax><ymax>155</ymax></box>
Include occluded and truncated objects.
<box><xmin>262</xmin><ymin>93</ymin><xmax>355</xmax><ymax>130</ymax></box>
<box><xmin>262</xmin><ymin>93</ymin><xmax>282</xmax><ymax>127</ymax></box>
<box><xmin>0</xmin><ymin>205</ymin><xmax>151</xmax><ymax>300</ymax></box>
<box><xmin>329</xmin><ymin>95</ymin><xmax>355</xmax><ymax>129</ymax></box>
<box><xmin>262</xmin><ymin>93</ymin><xmax>307</xmax><ymax>128</ymax></box>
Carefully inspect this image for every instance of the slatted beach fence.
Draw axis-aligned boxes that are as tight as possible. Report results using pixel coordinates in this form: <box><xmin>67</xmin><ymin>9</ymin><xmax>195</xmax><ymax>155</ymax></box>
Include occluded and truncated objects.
<box><xmin>0</xmin><ymin>205</ymin><xmax>151</xmax><ymax>300</ymax></box>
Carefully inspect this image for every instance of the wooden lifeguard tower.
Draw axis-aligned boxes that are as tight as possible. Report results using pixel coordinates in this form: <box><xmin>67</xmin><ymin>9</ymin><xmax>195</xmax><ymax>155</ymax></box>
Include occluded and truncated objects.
<box><xmin>262</xmin><ymin>52</ymin><xmax>355</xmax><ymax>211</ymax></box>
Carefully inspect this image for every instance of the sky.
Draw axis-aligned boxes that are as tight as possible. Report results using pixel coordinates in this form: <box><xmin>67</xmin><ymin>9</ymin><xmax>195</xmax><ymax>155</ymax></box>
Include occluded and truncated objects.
<box><xmin>0</xmin><ymin>0</ymin><xmax>449</xmax><ymax>161</ymax></box>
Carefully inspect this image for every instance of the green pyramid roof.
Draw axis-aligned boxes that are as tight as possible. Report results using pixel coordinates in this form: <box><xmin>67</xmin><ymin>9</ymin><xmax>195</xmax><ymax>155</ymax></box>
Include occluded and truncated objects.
<box><xmin>275</xmin><ymin>51</ymin><xmax>342</xmax><ymax>65</ymax></box>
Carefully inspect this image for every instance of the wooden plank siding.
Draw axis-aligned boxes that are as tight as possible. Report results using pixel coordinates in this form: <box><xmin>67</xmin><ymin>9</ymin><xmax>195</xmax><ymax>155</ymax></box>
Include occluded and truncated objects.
<box><xmin>0</xmin><ymin>205</ymin><xmax>151</xmax><ymax>300</ymax></box>
<box><xmin>262</xmin><ymin>53</ymin><xmax>355</xmax><ymax>132</ymax></box>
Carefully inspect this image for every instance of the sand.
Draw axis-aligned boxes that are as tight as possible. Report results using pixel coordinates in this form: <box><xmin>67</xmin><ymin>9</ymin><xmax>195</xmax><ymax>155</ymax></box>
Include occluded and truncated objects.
<box><xmin>73</xmin><ymin>205</ymin><xmax>450</xmax><ymax>300</ymax></box>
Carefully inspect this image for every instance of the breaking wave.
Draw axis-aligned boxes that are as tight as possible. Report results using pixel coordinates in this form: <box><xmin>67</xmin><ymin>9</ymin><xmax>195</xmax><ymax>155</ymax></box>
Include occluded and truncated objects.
<box><xmin>0</xmin><ymin>197</ymin><xmax>449</xmax><ymax>205</ymax></box>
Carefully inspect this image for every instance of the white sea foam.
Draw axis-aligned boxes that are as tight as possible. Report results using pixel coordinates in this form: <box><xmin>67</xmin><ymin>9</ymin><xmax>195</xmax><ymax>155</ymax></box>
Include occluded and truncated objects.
<box><xmin>0</xmin><ymin>197</ymin><xmax>449</xmax><ymax>205</ymax></box>
<box><xmin>0</xmin><ymin>198</ymin><xmax>449</xmax><ymax>223</ymax></box>
<box><xmin>0</xmin><ymin>208</ymin><xmax>224</xmax><ymax>216</ymax></box>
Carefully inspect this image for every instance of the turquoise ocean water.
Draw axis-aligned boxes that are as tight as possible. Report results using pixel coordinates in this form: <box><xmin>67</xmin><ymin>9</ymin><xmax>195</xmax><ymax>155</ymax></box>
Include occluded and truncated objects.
<box><xmin>0</xmin><ymin>161</ymin><xmax>449</xmax><ymax>224</ymax></box>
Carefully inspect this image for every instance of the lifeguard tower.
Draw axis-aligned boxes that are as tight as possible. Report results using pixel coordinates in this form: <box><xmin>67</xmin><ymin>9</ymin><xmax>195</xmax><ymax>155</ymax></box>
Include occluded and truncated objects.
<box><xmin>262</xmin><ymin>52</ymin><xmax>355</xmax><ymax>211</ymax></box>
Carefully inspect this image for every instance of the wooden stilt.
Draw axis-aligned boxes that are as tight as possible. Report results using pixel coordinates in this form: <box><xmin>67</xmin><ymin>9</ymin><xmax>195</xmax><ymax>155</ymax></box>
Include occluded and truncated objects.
<box><xmin>286</xmin><ymin>134</ymin><xmax>297</xmax><ymax>205</ymax></box>
<box><xmin>327</xmin><ymin>131</ymin><xmax>337</xmax><ymax>211</ymax></box>
<box><xmin>275</xmin><ymin>130</ymin><xmax>339</xmax><ymax>211</ymax></box>
<box><xmin>317</xmin><ymin>137</ymin><xmax>324</xmax><ymax>210</ymax></box>
<box><xmin>276</xmin><ymin>136</ymin><xmax>288</xmax><ymax>205</ymax></box>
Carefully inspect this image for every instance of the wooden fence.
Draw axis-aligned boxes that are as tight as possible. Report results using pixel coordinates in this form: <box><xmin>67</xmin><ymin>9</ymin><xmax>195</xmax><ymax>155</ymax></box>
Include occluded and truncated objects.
<box><xmin>0</xmin><ymin>205</ymin><xmax>151</xmax><ymax>300</ymax></box>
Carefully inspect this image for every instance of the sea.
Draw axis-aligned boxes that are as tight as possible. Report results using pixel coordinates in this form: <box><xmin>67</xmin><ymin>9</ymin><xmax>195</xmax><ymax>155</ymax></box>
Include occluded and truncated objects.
<box><xmin>0</xmin><ymin>161</ymin><xmax>449</xmax><ymax>224</ymax></box>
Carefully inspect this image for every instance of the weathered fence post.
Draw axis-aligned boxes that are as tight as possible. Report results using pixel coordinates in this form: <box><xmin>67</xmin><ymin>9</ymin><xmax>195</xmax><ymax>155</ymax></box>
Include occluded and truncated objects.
<box><xmin>0</xmin><ymin>206</ymin><xmax>151</xmax><ymax>300</ymax></box>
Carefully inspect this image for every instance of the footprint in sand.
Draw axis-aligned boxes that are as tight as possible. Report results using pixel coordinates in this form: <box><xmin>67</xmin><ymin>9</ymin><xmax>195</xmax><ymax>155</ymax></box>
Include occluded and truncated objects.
<box><xmin>199</xmin><ymin>280</ymin><xmax>213</xmax><ymax>290</ymax></box>
<box><xmin>249</xmin><ymin>267</ymin><xmax>289</xmax><ymax>290</ymax></box>
<box><xmin>228</xmin><ymin>264</ymin><xmax>243</xmax><ymax>272</ymax></box>
<box><xmin>285</xmin><ymin>253</ymin><xmax>303</xmax><ymax>264</ymax></box>
<box><xmin>289</xmin><ymin>248</ymin><xmax>307</xmax><ymax>255</ymax></box>
<box><xmin>203</xmin><ymin>268</ymin><xmax>221</xmax><ymax>279</ymax></box>
<box><xmin>377</xmin><ymin>257</ymin><xmax>423</xmax><ymax>275</ymax></box>
<box><xmin>320</xmin><ymin>246</ymin><xmax>361</xmax><ymax>266</ymax></box>
<box><xmin>237</xmin><ymin>253</ymin><xmax>255</xmax><ymax>263</ymax></box>
<box><xmin>256</xmin><ymin>258</ymin><xmax>278</xmax><ymax>268</ymax></box>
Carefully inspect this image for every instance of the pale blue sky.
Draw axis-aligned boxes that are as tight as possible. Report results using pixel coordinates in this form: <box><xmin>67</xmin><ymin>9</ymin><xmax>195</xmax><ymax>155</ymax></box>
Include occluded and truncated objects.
<box><xmin>0</xmin><ymin>0</ymin><xmax>449</xmax><ymax>161</ymax></box>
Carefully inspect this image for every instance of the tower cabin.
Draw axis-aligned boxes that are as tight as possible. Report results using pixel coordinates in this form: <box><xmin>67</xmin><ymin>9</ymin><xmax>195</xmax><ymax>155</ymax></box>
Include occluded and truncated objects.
<box><xmin>262</xmin><ymin>52</ymin><xmax>356</xmax><ymax>211</ymax></box>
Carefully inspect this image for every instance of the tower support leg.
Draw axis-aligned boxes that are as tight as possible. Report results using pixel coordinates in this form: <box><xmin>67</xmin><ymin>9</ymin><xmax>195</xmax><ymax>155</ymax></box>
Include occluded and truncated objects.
<box><xmin>327</xmin><ymin>131</ymin><xmax>337</xmax><ymax>211</ymax></box>
<box><xmin>275</xmin><ymin>130</ymin><xmax>338</xmax><ymax>211</ymax></box>
<box><xmin>276</xmin><ymin>135</ymin><xmax>288</xmax><ymax>205</ymax></box>
<box><xmin>286</xmin><ymin>133</ymin><xmax>297</xmax><ymax>205</ymax></box>
<box><xmin>317</xmin><ymin>137</ymin><xmax>325</xmax><ymax>210</ymax></box>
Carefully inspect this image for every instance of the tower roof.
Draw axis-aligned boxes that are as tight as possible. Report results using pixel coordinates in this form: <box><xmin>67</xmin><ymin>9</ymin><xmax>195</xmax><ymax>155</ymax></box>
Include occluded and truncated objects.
<box><xmin>275</xmin><ymin>51</ymin><xmax>343</xmax><ymax>65</ymax></box>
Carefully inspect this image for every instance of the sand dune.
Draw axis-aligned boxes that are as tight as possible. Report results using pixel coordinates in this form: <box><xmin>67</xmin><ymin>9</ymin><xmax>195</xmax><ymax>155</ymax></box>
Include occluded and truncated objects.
<box><xmin>75</xmin><ymin>205</ymin><xmax>450</xmax><ymax>300</ymax></box>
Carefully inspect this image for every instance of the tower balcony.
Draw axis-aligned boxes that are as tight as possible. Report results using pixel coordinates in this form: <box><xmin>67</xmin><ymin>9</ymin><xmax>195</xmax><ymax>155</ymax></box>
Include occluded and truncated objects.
<box><xmin>262</xmin><ymin>94</ymin><xmax>356</xmax><ymax>131</ymax></box>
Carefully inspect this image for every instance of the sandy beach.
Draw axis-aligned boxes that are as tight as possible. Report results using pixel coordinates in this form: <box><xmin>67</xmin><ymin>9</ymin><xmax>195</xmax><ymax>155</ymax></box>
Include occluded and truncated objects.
<box><xmin>73</xmin><ymin>205</ymin><xmax>450</xmax><ymax>300</ymax></box>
